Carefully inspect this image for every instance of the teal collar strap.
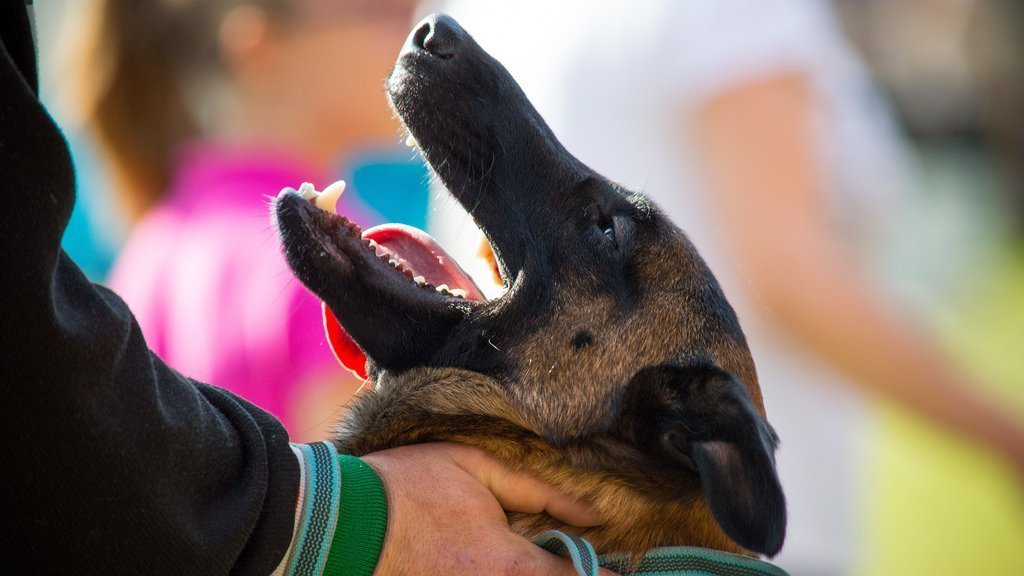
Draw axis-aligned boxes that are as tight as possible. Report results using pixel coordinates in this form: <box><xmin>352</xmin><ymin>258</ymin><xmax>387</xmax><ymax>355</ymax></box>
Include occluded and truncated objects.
<box><xmin>535</xmin><ymin>530</ymin><xmax>789</xmax><ymax>576</ymax></box>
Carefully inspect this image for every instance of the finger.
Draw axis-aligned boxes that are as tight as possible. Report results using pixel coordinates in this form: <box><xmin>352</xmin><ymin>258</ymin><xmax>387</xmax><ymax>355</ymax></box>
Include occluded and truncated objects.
<box><xmin>523</xmin><ymin>478</ymin><xmax>603</xmax><ymax>529</ymax></box>
<box><xmin>449</xmin><ymin>446</ymin><xmax>602</xmax><ymax>527</ymax></box>
<box><xmin>492</xmin><ymin>470</ymin><xmax>598</xmax><ymax>526</ymax></box>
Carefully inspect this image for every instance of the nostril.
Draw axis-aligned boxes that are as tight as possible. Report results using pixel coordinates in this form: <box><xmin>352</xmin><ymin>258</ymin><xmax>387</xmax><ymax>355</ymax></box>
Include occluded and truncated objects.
<box><xmin>411</xmin><ymin>20</ymin><xmax>432</xmax><ymax>51</ymax></box>
<box><xmin>410</xmin><ymin>15</ymin><xmax>458</xmax><ymax>58</ymax></box>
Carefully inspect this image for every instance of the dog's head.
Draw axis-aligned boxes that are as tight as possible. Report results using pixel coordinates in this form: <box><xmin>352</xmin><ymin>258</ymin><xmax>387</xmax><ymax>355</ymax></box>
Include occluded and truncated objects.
<box><xmin>275</xmin><ymin>14</ymin><xmax>785</xmax><ymax>556</ymax></box>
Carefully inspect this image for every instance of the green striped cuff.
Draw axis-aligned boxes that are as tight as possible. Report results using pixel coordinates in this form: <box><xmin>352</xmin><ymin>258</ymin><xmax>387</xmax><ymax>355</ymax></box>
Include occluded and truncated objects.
<box><xmin>323</xmin><ymin>455</ymin><xmax>388</xmax><ymax>576</ymax></box>
<box><xmin>281</xmin><ymin>443</ymin><xmax>388</xmax><ymax>576</ymax></box>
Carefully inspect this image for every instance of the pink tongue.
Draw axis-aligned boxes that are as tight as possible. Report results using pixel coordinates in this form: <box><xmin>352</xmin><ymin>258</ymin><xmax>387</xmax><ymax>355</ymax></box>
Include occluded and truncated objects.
<box><xmin>323</xmin><ymin>224</ymin><xmax>485</xmax><ymax>379</ymax></box>
<box><xmin>364</xmin><ymin>224</ymin><xmax>486</xmax><ymax>300</ymax></box>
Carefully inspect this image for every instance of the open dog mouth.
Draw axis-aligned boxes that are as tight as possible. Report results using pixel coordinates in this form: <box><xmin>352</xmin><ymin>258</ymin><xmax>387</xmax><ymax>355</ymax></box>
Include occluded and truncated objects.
<box><xmin>294</xmin><ymin>180</ymin><xmax>483</xmax><ymax>300</ymax></box>
<box><xmin>275</xmin><ymin>180</ymin><xmax>492</xmax><ymax>377</ymax></box>
<box><xmin>276</xmin><ymin>13</ymin><xmax>559</xmax><ymax>376</ymax></box>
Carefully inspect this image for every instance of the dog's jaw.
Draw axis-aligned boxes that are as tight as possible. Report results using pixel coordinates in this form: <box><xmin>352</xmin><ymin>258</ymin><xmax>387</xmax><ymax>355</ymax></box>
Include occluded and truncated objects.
<box><xmin>274</xmin><ymin>189</ymin><xmax>476</xmax><ymax>372</ymax></box>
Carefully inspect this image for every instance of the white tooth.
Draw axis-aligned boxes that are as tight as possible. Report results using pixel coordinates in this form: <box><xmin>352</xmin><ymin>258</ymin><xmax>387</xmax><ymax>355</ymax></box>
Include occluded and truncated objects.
<box><xmin>297</xmin><ymin>182</ymin><xmax>318</xmax><ymax>200</ymax></box>
<box><xmin>405</xmin><ymin>134</ymin><xmax>417</xmax><ymax>148</ymax></box>
<box><xmin>314</xmin><ymin>179</ymin><xmax>346</xmax><ymax>213</ymax></box>
<box><xmin>450</xmin><ymin>288</ymin><xmax>467</xmax><ymax>298</ymax></box>
<box><xmin>413</xmin><ymin>275</ymin><xmax>425</xmax><ymax>285</ymax></box>
<box><xmin>435</xmin><ymin>284</ymin><xmax>449</xmax><ymax>292</ymax></box>
<box><xmin>389</xmin><ymin>259</ymin><xmax>399</xmax><ymax>267</ymax></box>
<box><xmin>367</xmin><ymin>239</ymin><xmax>378</xmax><ymax>253</ymax></box>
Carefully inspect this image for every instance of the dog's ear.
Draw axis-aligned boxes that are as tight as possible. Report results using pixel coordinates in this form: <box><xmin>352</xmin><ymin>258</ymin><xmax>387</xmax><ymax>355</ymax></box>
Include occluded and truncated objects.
<box><xmin>621</xmin><ymin>364</ymin><xmax>786</xmax><ymax>557</ymax></box>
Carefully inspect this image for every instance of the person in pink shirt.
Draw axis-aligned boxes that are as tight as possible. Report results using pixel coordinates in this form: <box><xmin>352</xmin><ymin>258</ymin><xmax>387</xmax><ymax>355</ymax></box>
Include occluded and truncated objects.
<box><xmin>72</xmin><ymin>0</ymin><xmax>418</xmax><ymax>440</ymax></box>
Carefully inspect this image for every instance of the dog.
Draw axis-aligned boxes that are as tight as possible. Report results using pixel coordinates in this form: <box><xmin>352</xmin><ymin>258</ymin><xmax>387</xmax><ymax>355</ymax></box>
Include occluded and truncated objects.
<box><xmin>275</xmin><ymin>13</ymin><xmax>786</xmax><ymax>559</ymax></box>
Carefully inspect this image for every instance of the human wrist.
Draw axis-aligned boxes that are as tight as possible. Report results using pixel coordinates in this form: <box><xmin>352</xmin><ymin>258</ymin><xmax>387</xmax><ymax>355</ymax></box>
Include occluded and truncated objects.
<box><xmin>323</xmin><ymin>454</ymin><xmax>389</xmax><ymax>576</ymax></box>
<box><xmin>281</xmin><ymin>443</ymin><xmax>388</xmax><ymax>576</ymax></box>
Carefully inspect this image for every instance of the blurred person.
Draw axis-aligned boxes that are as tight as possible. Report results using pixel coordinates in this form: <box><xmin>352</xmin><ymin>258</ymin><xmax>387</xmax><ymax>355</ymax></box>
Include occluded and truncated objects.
<box><xmin>68</xmin><ymin>0</ymin><xmax>419</xmax><ymax>440</ymax></box>
<box><xmin>429</xmin><ymin>1</ymin><xmax>1024</xmax><ymax>574</ymax></box>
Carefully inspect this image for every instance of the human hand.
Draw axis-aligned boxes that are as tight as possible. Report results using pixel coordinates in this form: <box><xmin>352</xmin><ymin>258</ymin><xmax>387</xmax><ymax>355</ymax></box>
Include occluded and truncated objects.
<box><xmin>362</xmin><ymin>443</ymin><xmax>618</xmax><ymax>575</ymax></box>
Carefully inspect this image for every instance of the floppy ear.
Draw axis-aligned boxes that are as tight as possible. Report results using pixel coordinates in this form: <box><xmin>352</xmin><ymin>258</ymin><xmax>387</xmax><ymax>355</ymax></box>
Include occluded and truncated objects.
<box><xmin>620</xmin><ymin>364</ymin><xmax>786</xmax><ymax>557</ymax></box>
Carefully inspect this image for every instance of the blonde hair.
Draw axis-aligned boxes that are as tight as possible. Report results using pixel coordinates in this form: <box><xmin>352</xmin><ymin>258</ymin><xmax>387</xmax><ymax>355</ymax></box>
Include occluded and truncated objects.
<box><xmin>69</xmin><ymin>0</ymin><xmax>287</xmax><ymax>220</ymax></box>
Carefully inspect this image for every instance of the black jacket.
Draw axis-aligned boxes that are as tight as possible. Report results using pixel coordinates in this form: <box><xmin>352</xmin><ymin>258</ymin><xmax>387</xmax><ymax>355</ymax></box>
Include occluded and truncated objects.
<box><xmin>1</xmin><ymin>2</ymin><xmax>299</xmax><ymax>572</ymax></box>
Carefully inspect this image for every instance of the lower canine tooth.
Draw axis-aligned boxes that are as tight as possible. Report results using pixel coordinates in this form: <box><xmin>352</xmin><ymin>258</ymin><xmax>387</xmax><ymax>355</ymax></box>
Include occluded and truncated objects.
<box><xmin>435</xmin><ymin>284</ymin><xmax>449</xmax><ymax>292</ymax></box>
<box><xmin>315</xmin><ymin>179</ymin><xmax>346</xmax><ymax>213</ymax></box>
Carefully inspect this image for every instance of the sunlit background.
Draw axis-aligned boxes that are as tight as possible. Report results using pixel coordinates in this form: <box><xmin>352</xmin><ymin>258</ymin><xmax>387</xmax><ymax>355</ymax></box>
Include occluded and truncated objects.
<box><xmin>33</xmin><ymin>1</ymin><xmax>1024</xmax><ymax>575</ymax></box>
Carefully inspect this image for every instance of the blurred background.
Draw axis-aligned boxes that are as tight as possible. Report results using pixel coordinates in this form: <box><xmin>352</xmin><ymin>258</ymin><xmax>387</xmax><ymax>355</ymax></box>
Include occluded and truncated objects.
<box><xmin>33</xmin><ymin>1</ymin><xmax>1023</xmax><ymax>575</ymax></box>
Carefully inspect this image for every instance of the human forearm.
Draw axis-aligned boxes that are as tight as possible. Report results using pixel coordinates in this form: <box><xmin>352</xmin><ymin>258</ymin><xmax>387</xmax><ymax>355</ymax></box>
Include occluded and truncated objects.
<box><xmin>751</xmin><ymin>231</ymin><xmax>1024</xmax><ymax>463</ymax></box>
<box><xmin>695</xmin><ymin>72</ymin><xmax>1024</xmax><ymax>475</ymax></box>
<box><xmin>1</xmin><ymin>21</ymin><xmax>300</xmax><ymax>571</ymax></box>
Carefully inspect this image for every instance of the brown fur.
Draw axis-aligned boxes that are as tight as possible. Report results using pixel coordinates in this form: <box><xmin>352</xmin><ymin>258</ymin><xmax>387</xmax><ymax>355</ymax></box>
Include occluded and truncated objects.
<box><xmin>333</xmin><ymin>367</ymin><xmax>745</xmax><ymax>556</ymax></box>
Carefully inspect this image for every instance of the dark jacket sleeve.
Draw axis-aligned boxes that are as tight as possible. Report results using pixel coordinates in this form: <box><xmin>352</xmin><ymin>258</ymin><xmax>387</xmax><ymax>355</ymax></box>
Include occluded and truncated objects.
<box><xmin>0</xmin><ymin>4</ymin><xmax>299</xmax><ymax>574</ymax></box>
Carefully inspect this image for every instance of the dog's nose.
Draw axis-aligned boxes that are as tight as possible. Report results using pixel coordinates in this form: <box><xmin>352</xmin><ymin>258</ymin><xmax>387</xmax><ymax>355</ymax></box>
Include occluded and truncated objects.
<box><xmin>409</xmin><ymin>13</ymin><xmax>461</xmax><ymax>58</ymax></box>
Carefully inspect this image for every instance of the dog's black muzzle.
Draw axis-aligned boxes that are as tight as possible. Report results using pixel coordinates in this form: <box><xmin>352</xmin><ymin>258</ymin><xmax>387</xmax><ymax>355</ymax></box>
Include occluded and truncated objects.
<box><xmin>388</xmin><ymin>14</ymin><xmax>591</xmax><ymax>288</ymax></box>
